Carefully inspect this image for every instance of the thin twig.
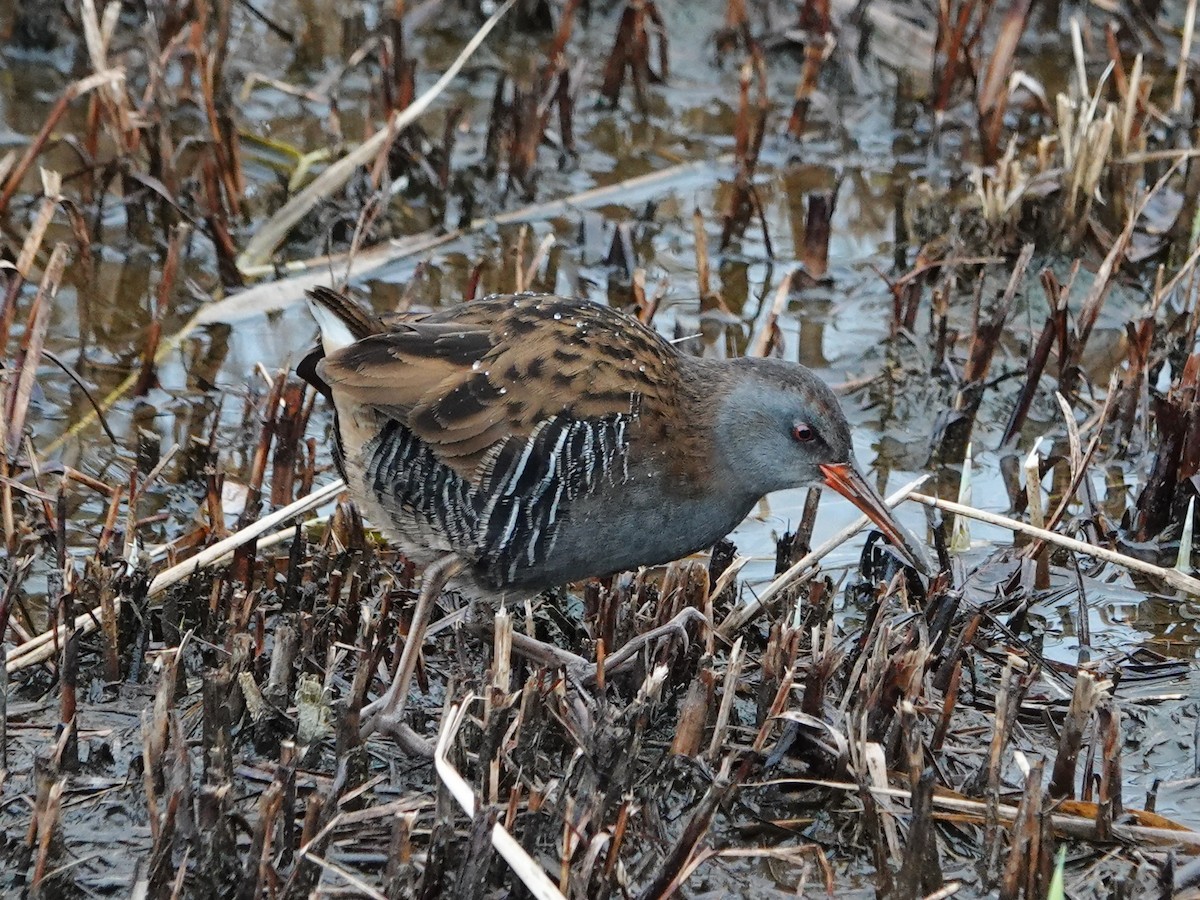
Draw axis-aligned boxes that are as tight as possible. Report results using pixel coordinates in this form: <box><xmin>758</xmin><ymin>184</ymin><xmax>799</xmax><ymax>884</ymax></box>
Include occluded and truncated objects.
<box><xmin>747</xmin><ymin>270</ymin><xmax>793</xmax><ymax>358</ymax></box>
<box><xmin>236</xmin><ymin>0</ymin><xmax>517</xmax><ymax>270</ymax></box>
<box><xmin>907</xmin><ymin>492</ymin><xmax>1200</xmax><ymax>596</ymax></box>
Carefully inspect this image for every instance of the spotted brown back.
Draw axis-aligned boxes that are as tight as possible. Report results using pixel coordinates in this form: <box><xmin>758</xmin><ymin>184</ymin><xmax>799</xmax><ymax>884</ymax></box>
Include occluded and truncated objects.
<box><xmin>318</xmin><ymin>293</ymin><xmax>686</xmax><ymax>480</ymax></box>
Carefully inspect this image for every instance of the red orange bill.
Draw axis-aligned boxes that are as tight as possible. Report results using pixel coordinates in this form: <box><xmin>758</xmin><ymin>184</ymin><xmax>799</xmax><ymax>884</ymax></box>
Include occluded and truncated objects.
<box><xmin>819</xmin><ymin>462</ymin><xmax>933</xmax><ymax>576</ymax></box>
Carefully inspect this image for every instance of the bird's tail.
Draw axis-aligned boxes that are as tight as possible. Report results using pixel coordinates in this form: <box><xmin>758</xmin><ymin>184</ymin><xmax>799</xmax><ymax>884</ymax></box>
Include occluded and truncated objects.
<box><xmin>304</xmin><ymin>285</ymin><xmax>384</xmax><ymax>355</ymax></box>
<box><xmin>298</xmin><ymin>286</ymin><xmax>384</xmax><ymax>481</ymax></box>
<box><xmin>297</xmin><ymin>287</ymin><xmax>383</xmax><ymax>404</ymax></box>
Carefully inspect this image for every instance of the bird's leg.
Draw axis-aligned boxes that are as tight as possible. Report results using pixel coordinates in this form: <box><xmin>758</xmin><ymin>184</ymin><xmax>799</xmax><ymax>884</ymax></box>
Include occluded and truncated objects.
<box><xmin>508</xmin><ymin>630</ymin><xmax>592</xmax><ymax>674</ymax></box>
<box><xmin>361</xmin><ymin>553</ymin><xmax>465</xmax><ymax>742</ymax></box>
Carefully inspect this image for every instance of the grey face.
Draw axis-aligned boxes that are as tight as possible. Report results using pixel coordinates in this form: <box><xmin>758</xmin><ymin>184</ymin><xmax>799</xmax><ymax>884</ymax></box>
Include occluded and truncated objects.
<box><xmin>713</xmin><ymin>357</ymin><xmax>934</xmax><ymax>576</ymax></box>
<box><xmin>714</xmin><ymin>358</ymin><xmax>854</xmax><ymax>498</ymax></box>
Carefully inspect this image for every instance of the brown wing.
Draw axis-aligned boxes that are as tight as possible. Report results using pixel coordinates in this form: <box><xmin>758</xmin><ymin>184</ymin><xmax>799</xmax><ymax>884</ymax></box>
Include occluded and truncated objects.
<box><xmin>318</xmin><ymin>294</ymin><xmax>682</xmax><ymax>479</ymax></box>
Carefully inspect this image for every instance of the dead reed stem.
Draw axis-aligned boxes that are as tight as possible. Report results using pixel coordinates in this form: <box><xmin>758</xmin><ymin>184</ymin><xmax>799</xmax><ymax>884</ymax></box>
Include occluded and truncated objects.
<box><xmin>434</xmin><ymin>699</ymin><xmax>566</xmax><ymax>899</ymax></box>
<box><xmin>3</xmin><ymin>243</ymin><xmax>68</xmax><ymax>465</ymax></box>
<box><xmin>5</xmin><ymin>479</ymin><xmax>346</xmax><ymax>673</ymax></box>
<box><xmin>907</xmin><ymin>492</ymin><xmax>1200</xmax><ymax>595</ymax></box>
<box><xmin>237</xmin><ymin>0</ymin><xmax>517</xmax><ymax>270</ymax></box>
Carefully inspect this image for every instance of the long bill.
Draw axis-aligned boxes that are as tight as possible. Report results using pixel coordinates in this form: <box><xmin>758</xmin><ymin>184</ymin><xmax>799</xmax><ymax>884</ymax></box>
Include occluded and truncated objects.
<box><xmin>819</xmin><ymin>462</ymin><xmax>934</xmax><ymax>576</ymax></box>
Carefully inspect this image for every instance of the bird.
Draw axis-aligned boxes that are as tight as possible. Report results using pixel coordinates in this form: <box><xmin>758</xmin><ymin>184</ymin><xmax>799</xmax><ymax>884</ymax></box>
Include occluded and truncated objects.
<box><xmin>297</xmin><ymin>286</ymin><xmax>932</xmax><ymax>749</ymax></box>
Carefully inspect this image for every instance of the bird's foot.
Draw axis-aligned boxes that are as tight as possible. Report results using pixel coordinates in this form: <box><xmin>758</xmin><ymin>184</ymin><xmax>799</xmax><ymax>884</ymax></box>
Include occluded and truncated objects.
<box><xmin>488</xmin><ymin>606</ymin><xmax>709</xmax><ymax>682</ymax></box>
<box><xmin>357</xmin><ymin>553</ymin><xmax>465</xmax><ymax>754</ymax></box>
<box><xmin>587</xmin><ymin>606</ymin><xmax>709</xmax><ymax>683</ymax></box>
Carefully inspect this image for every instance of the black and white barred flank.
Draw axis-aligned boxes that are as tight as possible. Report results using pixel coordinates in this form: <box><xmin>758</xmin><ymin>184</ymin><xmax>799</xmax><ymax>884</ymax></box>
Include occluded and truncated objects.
<box><xmin>368</xmin><ymin>419</ymin><xmax>482</xmax><ymax>552</ymax></box>
<box><xmin>365</xmin><ymin>407</ymin><xmax>636</xmax><ymax>587</ymax></box>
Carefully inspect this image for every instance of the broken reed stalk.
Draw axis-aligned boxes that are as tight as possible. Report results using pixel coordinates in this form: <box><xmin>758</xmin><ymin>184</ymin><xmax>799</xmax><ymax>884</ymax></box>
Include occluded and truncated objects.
<box><xmin>5</xmin><ymin>479</ymin><xmax>346</xmax><ymax>673</ymax></box>
<box><xmin>0</xmin><ymin>70</ymin><xmax>123</xmax><ymax>215</ymax></box>
<box><xmin>693</xmin><ymin>207</ymin><xmax>714</xmax><ymax>305</ymax></box>
<box><xmin>800</xmin><ymin>189</ymin><xmax>837</xmax><ymax>277</ymax></box>
<box><xmin>434</xmin><ymin>699</ymin><xmax>566</xmax><ymax>900</ymax></box>
<box><xmin>930</xmin><ymin>0</ymin><xmax>992</xmax><ymax>122</ymax></box>
<box><xmin>1050</xmin><ymin>671</ymin><xmax>1104</xmax><ymax>799</ymax></box>
<box><xmin>960</xmin><ymin>245</ymin><xmax>1032</xmax><ymax>395</ymax></box>
<box><xmin>720</xmin><ymin>49</ymin><xmax>770</xmax><ymax>251</ymax></box>
<box><xmin>718</xmin><ymin>475</ymin><xmax>929</xmax><ymax>637</ymax></box>
<box><xmin>906</xmin><ymin>492</ymin><xmax>1200</xmax><ymax>595</ymax></box>
<box><xmin>706</xmin><ymin>638</ymin><xmax>744</xmax><ymax>760</ymax></box>
<box><xmin>0</xmin><ymin>171</ymin><xmax>60</xmax><ymax>352</ymax></box>
<box><xmin>746</xmin><ymin>271</ymin><xmax>793</xmax><ymax>357</ymax></box>
<box><xmin>975</xmin><ymin>0</ymin><xmax>1031</xmax><ymax>165</ymax></box>
<box><xmin>3</xmin><ymin>242</ymin><xmax>68</xmax><ymax>474</ymax></box>
<box><xmin>775</xmin><ymin>776</ymin><xmax>1200</xmax><ymax>849</ymax></box>
<box><xmin>599</xmin><ymin>0</ymin><xmax>667</xmax><ymax>111</ymax></box>
<box><xmin>236</xmin><ymin>0</ymin><xmax>516</xmax><ymax>271</ymax></box>
<box><xmin>1000</xmin><ymin>268</ymin><xmax>1071</xmax><ymax>446</ymax></box>
<box><xmin>999</xmin><ymin>759</ymin><xmax>1048</xmax><ymax>898</ymax></box>
<box><xmin>787</xmin><ymin>0</ymin><xmax>832</xmax><ymax>138</ymax></box>
<box><xmin>1175</xmin><ymin>0</ymin><xmax>1199</xmax><ymax>113</ymax></box>
<box><xmin>134</xmin><ymin>223</ymin><xmax>190</xmax><ymax>396</ymax></box>
<box><xmin>270</xmin><ymin>380</ymin><xmax>310</xmax><ymax>506</ymax></box>
<box><xmin>97</xmin><ymin>489</ymin><xmax>124</xmax><ymax>681</ymax></box>
<box><xmin>672</xmin><ymin>657</ymin><xmax>716</xmax><ymax>756</ymax></box>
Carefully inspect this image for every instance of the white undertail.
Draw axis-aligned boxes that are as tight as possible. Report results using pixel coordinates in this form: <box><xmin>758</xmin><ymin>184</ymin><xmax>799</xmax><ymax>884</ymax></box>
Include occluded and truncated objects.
<box><xmin>305</xmin><ymin>293</ymin><xmax>359</xmax><ymax>356</ymax></box>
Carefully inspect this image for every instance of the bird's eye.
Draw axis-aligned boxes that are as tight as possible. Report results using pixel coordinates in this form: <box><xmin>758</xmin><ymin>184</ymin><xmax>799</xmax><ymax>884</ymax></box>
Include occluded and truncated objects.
<box><xmin>792</xmin><ymin>423</ymin><xmax>816</xmax><ymax>444</ymax></box>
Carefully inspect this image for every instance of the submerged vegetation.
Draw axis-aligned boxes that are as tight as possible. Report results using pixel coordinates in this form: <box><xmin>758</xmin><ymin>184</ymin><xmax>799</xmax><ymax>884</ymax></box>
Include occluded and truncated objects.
<box><xmin>5</xmin><ymin>0</ymin><xmax>1200</xmax><ymax>896</ymax></box>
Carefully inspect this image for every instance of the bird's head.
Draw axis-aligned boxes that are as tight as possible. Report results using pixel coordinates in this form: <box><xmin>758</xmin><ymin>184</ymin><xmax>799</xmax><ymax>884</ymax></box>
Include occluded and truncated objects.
<box><xmin>711</xmin><ymin>357</ymin><xmax>932</xmax><ymax>575</ymax></box>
